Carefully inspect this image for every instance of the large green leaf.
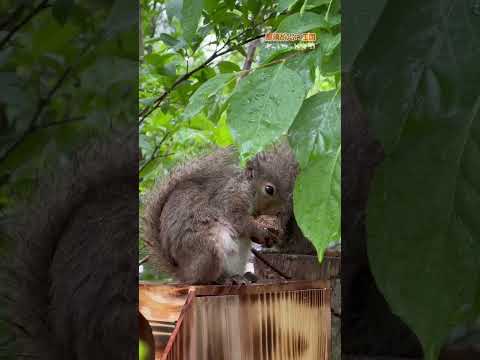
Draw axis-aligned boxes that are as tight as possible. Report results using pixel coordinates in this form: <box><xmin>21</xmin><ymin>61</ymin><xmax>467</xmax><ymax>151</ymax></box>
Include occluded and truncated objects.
<box><xmin>104</xmin><ymin>0</ymin><xmax>138</xmax><ymax>40</ymax></box>
<box><xmin>182</xmin><ymin>0</ymin><xmax>203</xmax><ymax>44</ymax></box>
<box><xmin>288</xmin><ymin>90</ymin><xmax>340</xmax><ymax>169</ymax></box>
<box><xmin>289</xmin><ymin>91</ymin><xmax>340</xmax><ymax>259</ymax></box>
<box><xmin>368</xmin><ymin>99</ymin><xmax>480</xmax><ymax>360</ymax></box>
<box><xmin>227</xmin><ymin>63</ymin><xmax>305</xmax><ymax>158</ymax></box>
<box><xmin>356</xmin><ymin>1</ymin><xmax>480</xmax><ymax>358</ymax></box>
<box><xmin>217</xmin><ymin>61</ymin><xmax>241</xmax><ymax>74</ymax></box>
<box><xmin>183</xmin><ymin>73</ymin><xmax>236</xmax><ymax>119</ymax></box>
<box><xmin>342</xmin><ymin>0</ymin><xmax>387</xmax><ymax>70</ymax></box>
<box><xmin>52</xmin><ymin>0</ymin><xmax>75</xmax><ymax>25</ymax></box>
<box><xmin>285</xmin><ymin>47</ymin><xmax>322</xmax><ymax>95</ymax></box>
<box><xmin>277</xmin><ymin>11</ymin><xmax>339</xmax><ymax>33</ymax></box>
<box><xmin>293</xmin><ymin>148</ymin><xmax>340</xmax><ymax>261</ymax></box>
<box><xmin>278</xmin><ymin>0</ymin><xmax>298</xmax><ymax>12</ymax></box>
<box><xmin>182</xmin><ymin>0</ymin><xmax>204</xmax><ymax>44</ymax></box>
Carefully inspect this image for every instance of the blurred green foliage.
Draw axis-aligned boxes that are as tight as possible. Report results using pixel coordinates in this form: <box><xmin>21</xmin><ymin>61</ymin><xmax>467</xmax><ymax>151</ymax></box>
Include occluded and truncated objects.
<box><xmin>0</xmin><ymin>0</ymin><xmax>138</xmax><ymax>357</ymax></box>
<box><xmin>0</xmin><ymin>0</ymin><xmax>137</xmax><ymax>210</ymax></box>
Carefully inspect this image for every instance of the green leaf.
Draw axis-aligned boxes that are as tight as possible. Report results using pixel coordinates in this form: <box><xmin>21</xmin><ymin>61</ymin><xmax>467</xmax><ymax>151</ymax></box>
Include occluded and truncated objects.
<box><xmin>227</xmin><ymin>63</ymin><xmax>305</xmax><ymax>158</ymax></box>
<box><xmin>225</xmin><ymin>0</ymin><xmax>235</xmax><ymax>10</ymax></box>
<box><xmin>278</xmin><ymin>0</ymin><xmax>298</xmax><ymax>12</ymax></box>
<box><xmin>182</xmin><ymin>0</ymin><xmax>204</xmax><ymax>44</ymax></box>
<box><xmin>52</xmin><ymin>0</ymin><xmax>74</xmax><ymax>25</ymax></box>
<box><xmin>166</xmin><ymin>0</ymin><xmax>183</xmax><ymax>21</ymax></box>
<box><xmin>285</xmin><ymin>47</ymin><xmax>322</xmax><ymax>94</ymax></box>
<box><xmin>343</xmin><ymin>0</ymin><xmax>387</xmax><ymax>70</ymax></box>
<box><xmin>144</xmin><ymin>53</ymin><xmax>178</xmax><ymax>77</ymax></box>
<box><xmin>277</xmin><ymin>11</ymin><xmax>337</xmax><ymax>33</ymax></box>
<box><xmin>204</xmin><ymin>0</ymin><xmax>219</xmax><ymax>13</ymax></box>
<box><xmin>80</xmin><ymin>57</ymin><xmax>137</xmax><ymax>93</ymax></box>
<box><xmin>259</xmin><ymin>46</ymin><xmax>293</xmax><ymax>65</ymax></box>
<box><xmin>159</xmin><ymin>33</ymin><xmax>180</xmax><ymax>47</ymax></box>
<box><xmin>246</xmin><ymin>0</ymin><xmax>261</xmax><ymax>14</ymax></box>
<box><xmin>357</xmin><ymin>2</ymin><xmax>480</xmax><ymax>358</ymax></box>
<box><xmin>212</xmin><ymin>115</ymin><xmax>234</xmax><ymax>147</ymax></box>
<box><xmin>288</xmin><ymin>90</ymin><xmax>340</xmax><ymax>169</ymax></box>
<box><xmin>234</xmin><ymin>44</ymin><xmax>248</xmax><ymax>57</ymax></box>
<box><xmin>305</xmin><ymin>0</ymin><xmax>331</xmax><ymax>8</ymax></box>
<box><xmin>150</xmin><ymin>111</ymin><xmax>173</xmax><ymax>129</ymax></box>
<box><xmin>317</xmin><ymin>32</ymin><xmax>341</xmax><ymax>55</ymax></box>
<box><xmin>183</xmin><ymin>73</ymin><xmax>236</xmax><ymax>119</ymax></box>
<box><xmin>139</xmin><ymin>340</ymin><xmax>150</xmax><ymax>360</ymax></box>
<box><xmin>367</xmin><ymin>99</ymin><xmax>480</xmax><ymax>360</ymax></box>
<box><xmin>188</xmin><ymin>114</ymin><xmax>215</xmax><ymax>131</ymax></box>
<box><xmin>293</xmin><ymin>148</ymin><xmax>340</xmax><ymax>261</ymax></box>
<box><xmin>217</xmin><ymin>61</ymin><xmax>241</xmax><ymax>74</ymax></box>
<box><xmin>289</xmin><ymin>91</ymin><xmax>340</xmax><ymax>260</ymax></box>
<box><xmin>321</xmin><ymin>45</ymin><xmax>340</xmax><ymax>75</ymax></box>
<box><xmin>104</xmin><ymin>0</ymin><xmax>138</xmax><ymax>40</ymax></box>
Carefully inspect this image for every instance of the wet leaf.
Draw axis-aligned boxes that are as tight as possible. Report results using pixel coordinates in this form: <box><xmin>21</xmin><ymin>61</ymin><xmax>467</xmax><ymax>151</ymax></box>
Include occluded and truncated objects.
<box><xmin>356</xmin><ymin>1</ymin><xmax>480</xmax><ymax>358</ymax></box>
<box><xmin>227</xmin><ymin>63</ymin><xmax>305</xmax><ymax>158</ymax></box>
<box><xmin>183</xmin><ymin>73</ymin><xmax>236</xmax><ymax>119</ymax></box>
<box><xmin>182</xmin><ymin>0</ymin><xmax>204</xmax><ymax>44</ymax></box>
<box><xmin>289</xmin><ymin>90</ymin><xmax>340</xmax><ymax>259</ymax></box>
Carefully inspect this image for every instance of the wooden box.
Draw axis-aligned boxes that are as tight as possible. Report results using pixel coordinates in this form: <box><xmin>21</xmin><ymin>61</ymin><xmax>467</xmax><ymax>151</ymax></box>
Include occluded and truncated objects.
<box><xmin>139</xmin><ymin>280</ymin><xmax>332</xmax><ymax>360</ymax></box>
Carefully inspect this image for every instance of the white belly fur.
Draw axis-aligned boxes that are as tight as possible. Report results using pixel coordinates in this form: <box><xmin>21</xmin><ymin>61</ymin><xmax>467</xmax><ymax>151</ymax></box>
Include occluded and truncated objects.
<box><xmin>217</xmin><ymin>226</ymin><xmax>251</xmax><ymax>276</ymax></box>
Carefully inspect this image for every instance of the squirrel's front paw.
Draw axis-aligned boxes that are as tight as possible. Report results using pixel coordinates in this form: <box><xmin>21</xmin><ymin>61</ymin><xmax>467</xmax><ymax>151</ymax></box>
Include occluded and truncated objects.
<box><xmin>251</xmin><ymin>226</ymin><xmax>279</xmax><ymax>248</ymax></box>
<box><xmin>250</xmin><ymin>216</ymin><xmax>281</xmax><ymax>247</ymax></box>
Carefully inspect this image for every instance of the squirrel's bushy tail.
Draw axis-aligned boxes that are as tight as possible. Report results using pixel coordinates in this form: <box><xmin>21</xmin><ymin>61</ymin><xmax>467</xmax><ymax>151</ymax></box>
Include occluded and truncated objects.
<box><xmin>142</xmin><ymin>147</ymin><xmax>238</xmax><ymax>278</ymax></box>
<box><xmin>1</xmin><ymin>129</ymin><xmax>138</xmax><ymax>360</ymax></box>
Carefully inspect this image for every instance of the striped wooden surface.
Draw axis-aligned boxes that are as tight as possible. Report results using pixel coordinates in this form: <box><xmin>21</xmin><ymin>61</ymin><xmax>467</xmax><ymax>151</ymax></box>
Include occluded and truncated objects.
<box><xmin>140</xmin><ymin>280</ymin><xmax>332</xmax><ymax>360</ymax></box>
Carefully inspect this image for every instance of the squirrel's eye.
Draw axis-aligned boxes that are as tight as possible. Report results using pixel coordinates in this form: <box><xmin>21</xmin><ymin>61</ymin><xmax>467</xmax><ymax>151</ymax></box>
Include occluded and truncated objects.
<box><xmin>264</xmin><ymin>185</ymin><xmax>275</xmax><ymax>195</ymax></box>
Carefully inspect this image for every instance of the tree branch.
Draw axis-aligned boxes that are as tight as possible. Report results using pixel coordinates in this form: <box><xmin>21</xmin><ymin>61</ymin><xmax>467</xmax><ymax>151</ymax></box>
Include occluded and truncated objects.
<box><xmin>240</xmin><ymin>39</ymin><xmax>260</xmax><ymax>80</ymax></box>
<box><xmin>138</xmin><ymin>33</ymin><xmax>265</xmax><ymax>123</ymax></box>
<box><xmin>0</xmin><ymin>0</ymin><xmax>49</xmax><ymax>49</ymax></box>
<box><xmin>0</xmin><ymin>5</ymin><xmax>26</xmax><ymax>31</ymax></box>
<box><xmin>139</xmin><ymin>131</ymin><xmax>170</xmax><ymax>174</ymax></box>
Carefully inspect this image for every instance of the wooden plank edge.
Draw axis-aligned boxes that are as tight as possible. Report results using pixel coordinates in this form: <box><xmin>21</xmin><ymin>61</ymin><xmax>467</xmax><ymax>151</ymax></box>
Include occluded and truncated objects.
<box><xmin>160</xmin><ymin>287</ymin><xmax>196</xmax><ymax>360</ymax></box>
<box><xmin>140</xmin><ymin>279</ymin><xmax>331</xmax><ymax>297</ymax></box>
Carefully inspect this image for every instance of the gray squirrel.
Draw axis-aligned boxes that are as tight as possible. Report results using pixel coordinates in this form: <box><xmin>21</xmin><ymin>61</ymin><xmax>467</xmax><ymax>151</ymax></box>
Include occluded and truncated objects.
<box><xmin>142</xmin><ymin>143</ymin><xmax>301</xmax><ymax>284</ymax></box>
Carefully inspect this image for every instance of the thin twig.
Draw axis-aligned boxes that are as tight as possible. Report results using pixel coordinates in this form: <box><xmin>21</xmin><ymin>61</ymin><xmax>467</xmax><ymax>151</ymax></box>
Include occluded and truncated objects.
<box><xmin>235</xmin><ymin>46</ymin><xmax>316</xmax><ymax>78</ymax></box>
<box><xmin>143</xmin><ymin>239</ymin><xmax>154</xmax><ymax>248</ymax></box>
<box><xmin>139</xmin><ymin>255</ymin><xmax>150</xmax><ymax>266</ymax></box>
<box><xmin>0</xmin><ymin>5</ymin><xmax>26</xmax><ymax>31</ymax></box>
<box><xmin>0</xmin><ymin>0</ymin><xmax>49</xmax><ymax>49</ymax></box>
<box><xmin>139</xmin><ymin>153</ymin><xmax>173</xmax><ymax>175</ymax></box>
<box><xmin>239</xmin><ymin>39</ymin><xmax>260</xmax><ymax>80</ymax></box>
<box><xmin>251</xmin><ymin>248</ymin><xmax>291</xmax><ymax>280</ymax></box>
<box><xmin>139</xmin><ymin>131</ymin><xmax>171</xmax><ymax>174</ymax></box>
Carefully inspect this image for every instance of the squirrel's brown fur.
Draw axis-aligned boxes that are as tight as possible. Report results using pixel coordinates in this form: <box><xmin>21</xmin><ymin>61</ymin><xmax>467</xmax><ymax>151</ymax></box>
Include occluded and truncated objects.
<box><xmin>143</xmin><ymin>143</ymin><xmax>300</xmax><ymax>284</ymax></box>
<box><xmin>1</xmin><ymin>129</ymin><xmax>138</xmax><ymax>360</ymax></box>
